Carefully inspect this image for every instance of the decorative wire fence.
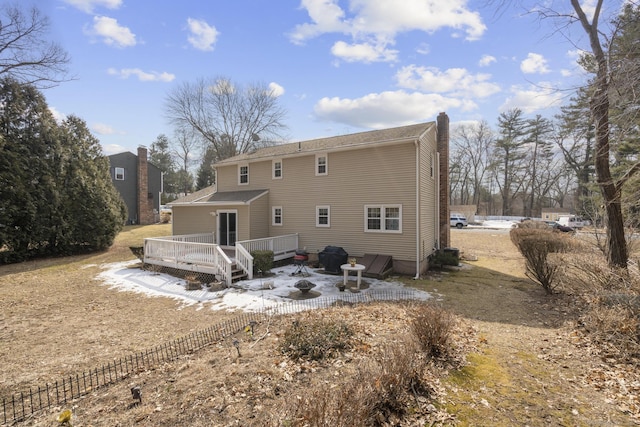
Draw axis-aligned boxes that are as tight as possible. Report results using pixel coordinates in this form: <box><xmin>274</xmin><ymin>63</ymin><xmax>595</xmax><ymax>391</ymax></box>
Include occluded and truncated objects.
<box><xmin>1</xmin><ymin>289</ymin><xmax>424</xmax><ymax>425</ymax></box>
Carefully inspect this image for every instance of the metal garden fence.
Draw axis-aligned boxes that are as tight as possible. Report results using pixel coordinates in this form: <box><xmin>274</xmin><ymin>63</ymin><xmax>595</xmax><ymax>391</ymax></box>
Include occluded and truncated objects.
<box><xmin>1</xmin><ymin>289</ymin><xmax>424</xmax><ymax>425</ymax></box>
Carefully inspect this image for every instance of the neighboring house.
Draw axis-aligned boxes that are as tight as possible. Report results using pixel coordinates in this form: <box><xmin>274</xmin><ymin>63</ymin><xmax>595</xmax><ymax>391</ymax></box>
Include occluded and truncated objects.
<box><xmin>108</xmin><ymin>146</ymin><xmax>163</xmax><ymax>225</ymax></box>
<box><xmin>169</xmin><ymin>113</ymin><xmax>451</xmax><ymax>277</ymax></box>
<box><xmin>541</xmin><ymin>207</ymin><xmax>571</xmax><ymax>222</ymax></box>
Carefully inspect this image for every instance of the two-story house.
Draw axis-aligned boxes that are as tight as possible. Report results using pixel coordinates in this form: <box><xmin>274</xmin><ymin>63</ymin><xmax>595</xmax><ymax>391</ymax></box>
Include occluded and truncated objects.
<box><xmin>108</xmin><ymin>146</ymin><xmax>163</xmax><ymax>225</ymax></box>
<box><xmin>167</xmin><ymin>113</ymin><xmax>450</xmax><ymax>277</ymax></box>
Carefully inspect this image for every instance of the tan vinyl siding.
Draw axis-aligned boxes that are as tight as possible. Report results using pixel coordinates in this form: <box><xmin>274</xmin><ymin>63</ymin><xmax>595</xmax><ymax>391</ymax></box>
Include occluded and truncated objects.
<box><xmin>249</xmin><ymin>193</ymin><xmax>270</xmax><ymax>239</ymax></box>
<box><xmin>419</xmin><ymin>130</ymin><xmax>438</xmax><ymax>271</ymax></box>
<box><xmin>216</xmin><ymin>142</ymin><xmax>418</xmax><ymax>260</ymax></box>
<box><xmin>171</xmin><ymin>205</ymin><xmax>216</xmax><ymax>236</ymax></box>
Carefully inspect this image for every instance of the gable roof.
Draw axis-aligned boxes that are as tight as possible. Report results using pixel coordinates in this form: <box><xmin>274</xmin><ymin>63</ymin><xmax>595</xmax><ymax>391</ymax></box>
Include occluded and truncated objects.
<box><xmin>170</xmin><ymin>188</ymin><xmax>268</xmax><ymax>206</ymax></box>
<box><xmin>107</xmin><ymin>150</ymin><xmax>161</xmax><ymax>173</ymax></box>
<box><xmin>168</xmin><ymin>185</ymin><xmax>216</xmax><ymax>204</ymax></box>
<box><xmin>215</xmin><ymin>121</ymin><xmax>436</xmax><ymax>166</ymax></box>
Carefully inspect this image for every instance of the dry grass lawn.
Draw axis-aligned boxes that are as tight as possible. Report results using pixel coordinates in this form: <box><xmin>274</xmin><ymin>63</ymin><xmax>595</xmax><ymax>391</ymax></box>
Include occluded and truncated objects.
<box><xmin>1</xmin><ymin>225</ymin><xmax>638</xmax><ymax>426</ymax></box>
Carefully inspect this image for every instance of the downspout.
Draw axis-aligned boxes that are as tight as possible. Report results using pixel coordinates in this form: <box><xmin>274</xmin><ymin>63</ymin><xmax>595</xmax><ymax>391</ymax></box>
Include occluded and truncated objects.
<box><xmin>415</xmin><ymin>139</ymin><xmax>421</xmax><ymax>280</ymax></box>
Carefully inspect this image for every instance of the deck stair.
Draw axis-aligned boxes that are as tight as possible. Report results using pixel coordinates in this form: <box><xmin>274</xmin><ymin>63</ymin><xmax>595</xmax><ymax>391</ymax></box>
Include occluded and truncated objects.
<box><xmin>361</xmin><ymin>253</ymin><xmax>393</xmax><ymax>279</ymax></box>
<box><xmin>231</xmin><ymin>262</ymin><xmax>248</xmax><ymax>283</ymax></box>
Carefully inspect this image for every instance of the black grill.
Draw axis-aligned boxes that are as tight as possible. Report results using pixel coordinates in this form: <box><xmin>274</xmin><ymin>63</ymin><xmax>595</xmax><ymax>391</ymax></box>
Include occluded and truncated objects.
<box><xmin>318</xmin><ymin>246</ymin><xmax>348</xmax><ymax>274</ymax></box>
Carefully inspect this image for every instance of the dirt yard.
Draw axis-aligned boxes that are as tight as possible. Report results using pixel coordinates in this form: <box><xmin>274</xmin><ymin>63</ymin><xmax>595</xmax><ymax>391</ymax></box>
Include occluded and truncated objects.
<box><xmin>0</xmin><ymin>225</ymin><xmax>638</xmax><ymax>426</ymax></box>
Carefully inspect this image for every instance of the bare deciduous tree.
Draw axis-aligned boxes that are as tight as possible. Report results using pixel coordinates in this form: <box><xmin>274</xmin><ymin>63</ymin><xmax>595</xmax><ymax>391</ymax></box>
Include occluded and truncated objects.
<box><xmin>164</xmin><ymin>77</ymin><xmax>288</xmax><ymax>162</ymax></box>
<box><xmin>450</xmin><ymin>121</ymin><xmax>493</xmax><ymax>211</ymax></box>
<box><xmin>0</xmin><ymin>4</ymin><xmax>71</xmax><ymax>88</ymax></box>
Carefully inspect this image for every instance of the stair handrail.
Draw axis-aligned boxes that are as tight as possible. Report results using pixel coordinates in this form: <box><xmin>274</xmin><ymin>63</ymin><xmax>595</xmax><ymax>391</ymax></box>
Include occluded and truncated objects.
<box><xmin>235</xmin><ymin>243</ymin><xmax>253</xmax><ymax>280</ymax></box>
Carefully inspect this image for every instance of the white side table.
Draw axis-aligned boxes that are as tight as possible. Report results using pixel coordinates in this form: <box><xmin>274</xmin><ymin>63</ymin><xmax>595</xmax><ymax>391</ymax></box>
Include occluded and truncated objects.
<box><xmin>340</xmin><ymin>263</ymin><xmax>366</xmax><ymax>289</ymax></box>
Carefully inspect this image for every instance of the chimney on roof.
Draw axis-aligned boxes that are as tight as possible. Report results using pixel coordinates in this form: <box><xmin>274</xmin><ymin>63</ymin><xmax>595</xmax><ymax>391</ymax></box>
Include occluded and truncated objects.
<box><xmin>437</xmin><ymin>112</ymin><xmax>450</xmax><ymax>249</ymax></box>
<box><xmin>137</xmin><ymin>146</ymin><xmax>154</xmax><ymax>225</ymax></box>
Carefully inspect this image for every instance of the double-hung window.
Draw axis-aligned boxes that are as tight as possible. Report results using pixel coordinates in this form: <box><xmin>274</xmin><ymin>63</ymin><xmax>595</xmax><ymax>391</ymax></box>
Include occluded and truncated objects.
<box><xmin>115</xmin><ymin>167</ymin><xmax>125</xmax><ymax>180</ymax></box>
<box><xmin>273</xmin><ymin>160</ymin><xmax>282</xmax><ymax>179</ymax></box>
<box><xmin>239</xmin><ymin>164</ymin><xmax>249</xmax><ymax>185</ymax></box>
<box><xmin>272</xmin><ymin>206</ymin><xmax>283</xmax><ymax>226</ymax></box>
<box><xmin>316</xmin><ymin>205</ymin><xmax>330</xmax><ymax>227</ymax></box>
<box><xmin>315</xmin><ymin>154</ymin><xmax>328</xmax><ymax>176</ymax></box>
<box><xmin>365</xmin><ymin>205</ymin><xmax>402</xmax><ymax>233</ymax></box>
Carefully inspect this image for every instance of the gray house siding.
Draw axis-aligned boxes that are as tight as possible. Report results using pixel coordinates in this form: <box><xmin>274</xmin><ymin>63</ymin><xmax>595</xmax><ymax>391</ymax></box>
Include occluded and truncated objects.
<box><xmin>108</xmin><ymin>150</ymin><xmax>162</xmax><ymax>224</ymax></box>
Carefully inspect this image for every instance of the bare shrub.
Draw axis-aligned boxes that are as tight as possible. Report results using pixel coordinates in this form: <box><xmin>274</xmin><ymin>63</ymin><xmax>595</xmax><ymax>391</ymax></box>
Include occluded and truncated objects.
<box><xmin>516</xmin><ymin>219</ymin><xmax>550</xmax><ymax>229</ymax></box>
<box><xmin>510</xmin><ymin>227</ymin><xmax>572</xmax><ymax>294</ymax></box>
<box><xmin>279</xmin><ymin>336</ymin><xmax>431</xmax><ymax>427</ymax></box>
<box><xmin>582</xmin><ymin>302</ymin><xmax>640</xmax><ymax>360</ymax></box>
<box><xmin>408</xmin><ymin>303</ymin><xmax>457</xmax><ymax>360</ymax></box>
<box><xmin>279</xmin><ymin>318</ymin><xmax>353</xmax><ymax>361</ymax></box>
<box><xmin>558</xmin><ymin>252</ymin><xmax>640</xmax><ymax>361</ymax></box>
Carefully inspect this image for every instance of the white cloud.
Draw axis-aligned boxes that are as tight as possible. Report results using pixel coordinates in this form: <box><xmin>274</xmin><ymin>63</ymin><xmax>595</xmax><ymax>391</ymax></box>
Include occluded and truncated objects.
<box><xmin>102</xmin><ymin>144</ymin><xmax>128</xmax><ymax>155</ymax></box>
<box><xmin>499</xmin><ymin>83</ymin><xmax>564</xmax><ymax>113</ymax></box>
<box><xmin>63</xmin><ymin>0</ymin><xmax>122</xmax><ymax>13</ymax></box>
<box><xmin>187</xmin><ymin>18</ymin><xmax>219</xmax><ymax>51</ymax></box>
<box><xmin>395</xmin><ymin>65</ymin><xmax>501</xmax><ymax>98</ymax></box>
<box><xmin>107</xmin><ymin>68</ymin><xmax>175</xmax><ymax>82</ymax></box>
<box><xmin>49</xmin><ymin>106</ymin><xmax>66</xmax><ymax>123</ymax></box>
<box><xmin>314</xmin><ymin>90</ymin><xmax>474</xmax><ymax>129</ymax></box>
<box><xmin>331</xmin><ymin>40</ymin><xmax>398</xmax><ymax>63</ymax></box>
<box><xmin>415</xmin><ymin>43</ymin><xmax>430</xmax><ymax>55</ymax></box>
<box><xmin>478</xmin><ymin>54</ymin><xmax>496</xmax><ymax>67</ymax></box>
<box><xmin>92</xmin><ymin>123</ymin><xmax>117</xmax><ymax>135</ymax></box>
<box><xmin>85</xmin><ymin>16</ymin><xmax>136</xmax><ymax>48</ymax></box>
<box><xmin>520</xmin><ymin>53</ymin><xmax>550</xmax><ymax>74</ymax></box>
<box><xmin>289</xmin><ymin>0</ymin><xmax>486</xmax><ymax>63</ymax></box>
<box><xmin>269</xmin><ymin>82</ymin><xmax>285</xmax><ymax>97</ymax></box>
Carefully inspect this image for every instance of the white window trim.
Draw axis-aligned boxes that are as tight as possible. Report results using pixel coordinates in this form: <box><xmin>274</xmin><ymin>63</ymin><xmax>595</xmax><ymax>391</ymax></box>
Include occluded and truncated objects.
<box><xmin>115</xmin><ymin>167</ymin><xmax>125</xmax><ymax>180</ymax></box>
<box><xmin>315</xmin><ymin>153</ymin><xmax>328</xmax><ymax>176</ymax></box>
<box><xmin>272</xmin><ymin>159</ymin><xmax>283</xmax><ymax>180</ymax></box>
<box><xmin>272</xmin><ymin>206</ymin><xmax>283</xmax><ymax>226</ymax></box>
<box><xmin>238</xmin><ymin>163</ymin><xmax>249</xmax><ymax>185</ymax></box>
<box><xmin>364</xmin><ymin>204</ymin><xmax>402</xmax><ymax>233</ymax></box>
<box><xmin>316</xmin><ymin>205</ymin><xmax>330</xmax><ymax>228</ymax></box>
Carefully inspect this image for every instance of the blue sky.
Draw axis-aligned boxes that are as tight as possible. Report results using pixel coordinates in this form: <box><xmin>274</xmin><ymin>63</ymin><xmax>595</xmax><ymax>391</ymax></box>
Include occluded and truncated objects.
<box><xmin>34</xmin><ymin>0</ymin><xmax>620</xmax><ymax>155</ymax></box>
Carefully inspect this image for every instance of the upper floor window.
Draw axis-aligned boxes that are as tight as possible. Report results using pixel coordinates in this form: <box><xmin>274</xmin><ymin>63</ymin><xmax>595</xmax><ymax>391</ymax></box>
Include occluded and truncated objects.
<box><xmin>272</xmin><ymin>206</ymin><xmax>283</xmax><ymax>226</ymax></box>
<box><xmin>115</xmin><ymin>167</ymin><xmax>125</xmax><ymax>180</ymax></box>
<box><xmin>273</xmin><ymin>160</ymin><xmax>282</xmax><ymax>179</ymax></box>
<box><xmin>365</xmin><ymin>205</ymin><xmax>402</xmax><ymax>233</ymax></box>
<box><xmin>316</xmin><ymin>205</ymin><xmax>330</xmax><ymax>227</ymax></box>
<box><xmin>239</xmin><ymin>164</ymin><xmax>249</xmax><ymax>185</ymax></box>
<box><xmin>315</xmin><ymin>154</ymin><xmax>328</xmax><ymax>176</ymax></box>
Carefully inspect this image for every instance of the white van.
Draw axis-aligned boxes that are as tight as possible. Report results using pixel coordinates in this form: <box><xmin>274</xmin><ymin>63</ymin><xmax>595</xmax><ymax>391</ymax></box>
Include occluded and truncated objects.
<box><xmin>557</xmin><ymin>215</ymin><xmax>588</xmax><ymax>229</ymax></box>
<box><xmin>450</xmin><ymin>213</ymin><xmax>468</xmax><ymax>228</ymax></box>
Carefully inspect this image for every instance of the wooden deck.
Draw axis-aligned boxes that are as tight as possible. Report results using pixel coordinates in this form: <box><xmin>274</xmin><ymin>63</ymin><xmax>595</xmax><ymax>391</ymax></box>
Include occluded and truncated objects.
<box><xmin>143</xmin><ymin>233</ymin><xmax>299</xmax><ymax>285</ymax></box>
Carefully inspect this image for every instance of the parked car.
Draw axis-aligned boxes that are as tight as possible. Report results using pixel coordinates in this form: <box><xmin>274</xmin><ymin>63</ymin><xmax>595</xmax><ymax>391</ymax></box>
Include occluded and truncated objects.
<box><xmin>557</xmin><ymin>215</ymin><xmax>588</xmax><ymax>229</ymax></box>
<box><xmin>159</xmin><ymin>205</ymin><xmax>172</xmax><ymax>214</ymax></box>
<box><xmin>551</xmin><ymin>222</ymin><xmax>575</xmax><ymax>233</ymax></box>
<box><xmin>450</xmin><ymin>213</ymin><xmax>468</xmax><ymax>228</ymax></box>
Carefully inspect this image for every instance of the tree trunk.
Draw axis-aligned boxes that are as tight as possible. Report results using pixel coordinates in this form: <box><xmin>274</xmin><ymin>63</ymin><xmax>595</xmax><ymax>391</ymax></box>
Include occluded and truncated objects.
<box><xmin>572</xmin><ymin>0</ymin><xmax>628</xmax><ymax>268</ymax></box>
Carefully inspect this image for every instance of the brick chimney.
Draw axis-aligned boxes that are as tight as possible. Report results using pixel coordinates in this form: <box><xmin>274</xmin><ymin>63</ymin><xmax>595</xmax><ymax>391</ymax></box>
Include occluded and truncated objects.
<box><xmin>137</xmin><ymin>146</ymin><xmax>154</xmax><ymax>225</ymax></box>
<box><xmin>437</xmin><ymin>112</ymin><xmax>450</xmax><ymax>249</ymax></box>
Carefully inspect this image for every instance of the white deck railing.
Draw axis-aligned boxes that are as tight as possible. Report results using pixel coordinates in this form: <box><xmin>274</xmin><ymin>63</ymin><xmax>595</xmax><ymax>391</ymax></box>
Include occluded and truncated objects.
<box><xmin>143</xmin><ymin>233</ymin><xmax>299</xmax><ymax>284</ymax></box>
<box><xmin>235</xmin><ymin>234</ymin><xmax>299</xmax><ymax>280</ymax></box>
<box><xmin>237</xmin><ymin>234</ymin><xmax>299</xmax><ymax>259</ymax></box>
<box><xmin>144</xmin><ymin>234</ymin><xmax>232</xmax><ymax>284</ymax></box>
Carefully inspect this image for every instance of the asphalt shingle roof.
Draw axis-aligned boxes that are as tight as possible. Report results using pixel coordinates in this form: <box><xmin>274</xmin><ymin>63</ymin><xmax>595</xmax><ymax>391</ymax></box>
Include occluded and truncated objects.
<box><xmin>215</xmin><ymin>121</ymin><xmax>435</xmax><ymax>166</ymax></box>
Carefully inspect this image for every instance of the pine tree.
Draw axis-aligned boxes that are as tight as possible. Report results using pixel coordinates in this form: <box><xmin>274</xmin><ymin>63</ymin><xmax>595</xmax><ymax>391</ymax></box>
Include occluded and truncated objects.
<box><xmin>196</xmin><ymin>145</ymin><xmax>216</xmax><ymax>190</ymax></box>
<box><xmin>0</xmin><ymin>79</ymin><xmax>125</xmax><ymax>261</ymax></box>
<box><xmin>492</xmin><ymin>108</ymin><xmax>527</xmax><ymax>216</ymax></box>
<box><xmin>0</xmin><ymin>78</ymin><xmax>58</xmax><ymax>259</ymax></box>
<box><xmin>57</xmin><ymin>115</ymin><xmax>126</xmax><ymax>253</ymax></box>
